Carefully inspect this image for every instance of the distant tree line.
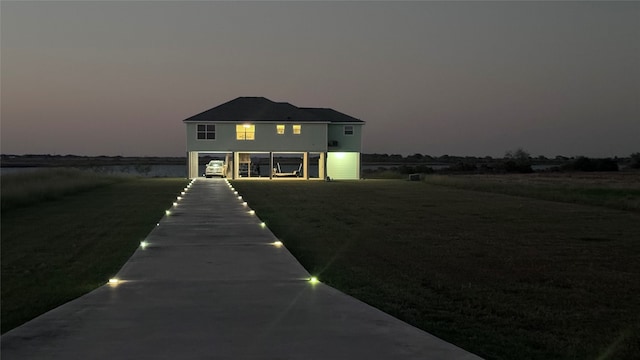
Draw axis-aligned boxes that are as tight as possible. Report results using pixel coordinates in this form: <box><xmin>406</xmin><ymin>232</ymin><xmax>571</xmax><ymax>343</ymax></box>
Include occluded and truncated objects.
<box><xmin>362</xmin><ymin>149</ymin><xmax>639</xmax><ymax>175</ymax></box>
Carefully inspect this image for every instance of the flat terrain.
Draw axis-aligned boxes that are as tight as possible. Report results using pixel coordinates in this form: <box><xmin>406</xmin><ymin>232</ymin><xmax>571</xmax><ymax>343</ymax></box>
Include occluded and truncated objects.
<box><xmin>231</xmin><ymin>174</ymin><xmax>640</xmax><ymax>360</ymax></box>
<box><xmin>1</xmin><ymin>174</ymin><xmax>188</xmax><ymax>333</ymax></box>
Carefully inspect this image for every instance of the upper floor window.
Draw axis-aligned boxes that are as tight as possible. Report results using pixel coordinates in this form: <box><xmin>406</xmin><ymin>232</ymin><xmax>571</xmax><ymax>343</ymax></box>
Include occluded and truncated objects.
<box><xmin>276</xmin><ymin>124</ymin><xmax>285</xmax><ymax>135</ymax></box>
<box><xmin>236</xmin><ymin>124</ymin><xmax>255</xmax><ymax>140</ymax></box>
<box><xmin>293</xmin><ymin>124</ymin><xmax>301</xmax><ymax>135</ymax></box>
<box><xmin>344</xmin><ymin>125</ymin><xmax>354</xmax><ymax>136</ymax></box>
<box><xmin>197</xmin><ymin>124</ymin><xmax>216</xmax><ymax>140</ymax></box>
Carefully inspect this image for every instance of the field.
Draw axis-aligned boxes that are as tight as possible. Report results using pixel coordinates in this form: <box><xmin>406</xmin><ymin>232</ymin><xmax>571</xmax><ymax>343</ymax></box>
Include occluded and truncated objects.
<box><xmin>1</xmin><ymin>171</ymin><xmax>188</xmax><ymax>333</ymax></box>
<box><xmin>230</xmin><ymin>173</ymin><xmax>640</xmax><ymax>360</ymax></box>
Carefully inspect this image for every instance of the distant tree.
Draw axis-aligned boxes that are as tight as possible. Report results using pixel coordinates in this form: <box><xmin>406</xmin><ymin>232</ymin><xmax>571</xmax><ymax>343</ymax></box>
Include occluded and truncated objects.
<box><xmin>503</xmin><ymin>148</ymin><xmax>533</xmax><ymax>173</ymax></box>
<box><xmin>630</xmin><ymin>153</ymin><xmax>640</xmax><ymax>169</ymax></box>
<box><xmin>564</xmin><ymin>157</ymin><xmax>618</xmax><ymax>172</ymax></box>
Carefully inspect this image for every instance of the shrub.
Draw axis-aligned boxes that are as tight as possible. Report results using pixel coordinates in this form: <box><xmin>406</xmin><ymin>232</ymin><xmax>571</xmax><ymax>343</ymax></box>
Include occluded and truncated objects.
<box><xmin>564</xmin><ymin>157</ymin><xmax>618</xmax><ymax>172</ymax></box>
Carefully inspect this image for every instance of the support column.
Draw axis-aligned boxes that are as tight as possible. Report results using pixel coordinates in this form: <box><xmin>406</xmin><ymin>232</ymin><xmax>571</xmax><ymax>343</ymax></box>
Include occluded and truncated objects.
<box><xmin>188</xmin><ymin>151</ymin><xmax>198</xmax><ymax>179</ymax></box>
<box><xmin>319</xmin><ymin>152</ymin><xmax>326</xmax><ymax>180</ymax></box>
<box><xmin>269</xmin><ymin>152</ymin><xmax>273</xmax><ymax>179</ymax></box>
<box><xmin>233</xmin><ymin>152</ymin><xmax>239</xmax><ymax>179</ymax></box>
<box><xmin>302</xmin><ymin>152</ymin><xmax>308</xmax><ymax>180</ymax></box>
<box><xmin>225</xmin><ymin>153</ymin><xmax>231</xmax><ymax>179</ymax></box>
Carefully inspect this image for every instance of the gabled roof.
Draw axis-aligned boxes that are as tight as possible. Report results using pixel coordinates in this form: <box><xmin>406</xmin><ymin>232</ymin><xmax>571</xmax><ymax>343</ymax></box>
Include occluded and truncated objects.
<box><xmin>183</xmin><ymin>97</ymin><xmax>364</xmax><ymax>123</ymax></box>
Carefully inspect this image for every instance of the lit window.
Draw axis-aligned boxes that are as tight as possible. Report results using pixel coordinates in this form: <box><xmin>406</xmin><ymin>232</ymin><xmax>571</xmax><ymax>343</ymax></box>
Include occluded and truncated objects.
<box><xmin>197</xmin><ymin>124</ymin><xmax>215</xmax><ymax>140</ymax></box>
<box><xmin>236</xmin><ymin>124</ymin><xmax>255</xmax><ymax>140</ymax></box>
<box><xmin>344</xmin><ymin>125</ymin><xmax>354</xmax><ymax>136</ymax></box>
<box><xmin>293</xmin><ymin>125</ymin><xmax>301</xmax><ymax>135</ymax></box>
<box><xmin>276</xmin><ymin>124</ymin><xmax>285</xmax><ymax>135</ymax></box>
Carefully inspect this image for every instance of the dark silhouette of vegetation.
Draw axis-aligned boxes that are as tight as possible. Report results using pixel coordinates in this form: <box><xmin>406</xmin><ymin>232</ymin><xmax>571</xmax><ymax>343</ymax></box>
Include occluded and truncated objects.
<box><xmin>630</xmin><ymin>153</ymin><xmax>640</xmax><ymax>169</ymax></box>
<box><xmin>563</xmin><ymin>157</ymin><xmax>618</xmax><ymax>172</ymax></box>
<box><xmin>502</xmin><ymin>148</ymin><xmax>533</xmax><ymax>173</ymax></box>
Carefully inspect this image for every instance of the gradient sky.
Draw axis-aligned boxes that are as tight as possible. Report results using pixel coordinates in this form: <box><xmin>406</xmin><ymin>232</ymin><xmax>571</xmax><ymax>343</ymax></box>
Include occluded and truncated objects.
<box><xmin>2</xmin><ymin>1</ymin><xmax>638</xmax><ymax>158</ymax></box>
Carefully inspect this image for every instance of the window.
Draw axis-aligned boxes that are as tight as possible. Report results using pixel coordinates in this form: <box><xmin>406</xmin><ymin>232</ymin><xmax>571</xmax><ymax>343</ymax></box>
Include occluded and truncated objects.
<box><xmin>276</xmin><ymin>124</ymin><xmax>285</xmax><ymax>135</ymax></box>
<box><xmin>293</xmin><ymin>124</ymin><xmax>301</xmax><ymax>135</ymax></box>
<box><xmin>197</xmin><ymin>124</ymin><xmax>216</xmax><ymax>140</ymax></box>
<box><xmin>236</xmin><ymin>124</ymin><xmax>255</xmax><ymax>140</ymax></box>
<box><xmin>344</xmin><ymin>125</ymin><xmax>354</xmax><ymax>136</ymax></box>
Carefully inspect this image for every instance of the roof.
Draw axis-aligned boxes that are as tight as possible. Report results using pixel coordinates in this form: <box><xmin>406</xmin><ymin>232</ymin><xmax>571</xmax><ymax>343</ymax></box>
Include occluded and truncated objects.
<box><xmin>183</xmin><ymin>97</ymin><xmax>364</xmax><ymax>123</ymax></box>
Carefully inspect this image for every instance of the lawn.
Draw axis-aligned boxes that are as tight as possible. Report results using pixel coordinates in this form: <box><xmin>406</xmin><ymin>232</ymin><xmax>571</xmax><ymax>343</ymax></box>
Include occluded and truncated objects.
<box><xmin>230</xmin><ymin>176</ymin><xmax>640</xmax><ymax>360</ymax></box>
<box><xmin>1</xmin><ymin>174</ymin><xmax>188</xmax><ymax>333</ymax></box>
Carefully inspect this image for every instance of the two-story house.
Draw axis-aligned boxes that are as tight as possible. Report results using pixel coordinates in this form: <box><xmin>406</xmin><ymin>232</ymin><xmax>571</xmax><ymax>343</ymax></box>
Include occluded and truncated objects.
<box><xmin>183</xmin><ymin>97</ymin><xmax>364</xmax><ymax>180</ymax></box>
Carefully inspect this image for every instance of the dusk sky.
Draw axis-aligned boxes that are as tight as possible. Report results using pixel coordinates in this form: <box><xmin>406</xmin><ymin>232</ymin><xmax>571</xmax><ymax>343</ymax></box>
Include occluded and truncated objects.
<box><xmin>2</xmin><ymin>1</ymin><xmax>638</xmax><ymax>158</ymax></box>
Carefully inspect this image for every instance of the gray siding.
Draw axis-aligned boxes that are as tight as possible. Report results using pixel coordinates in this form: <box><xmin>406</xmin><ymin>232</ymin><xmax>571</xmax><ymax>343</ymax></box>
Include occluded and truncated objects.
<box><xmin>186</xmin><ymin>122</ymin><xmax>328</xmax><ymax>152</ymax></box>
<box><xmin>327</xmin><ymin>124</ymin><xmax>363</xmax><ymax>152</ymax></box>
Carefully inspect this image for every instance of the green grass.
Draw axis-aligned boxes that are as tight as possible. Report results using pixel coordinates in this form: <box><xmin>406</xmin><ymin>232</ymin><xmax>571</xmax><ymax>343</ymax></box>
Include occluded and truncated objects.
<box><xmin>1</xmin><ymin>176</ymin><xmax>189</xmax><ymax>333</ymax></box>
<box><xmin>423</xmin><ymin>173</ymin><xmax>640</xmax><ymax>212</ymax></box>
<box><xmin>1</xmin><ymin>168</ymin><xmax>124</xmax><ymax>211</ymax></box>
<box><xmin>230</xmin><ymin>178</ymin><xmax>640</xmax><ymax>360</ymax></box>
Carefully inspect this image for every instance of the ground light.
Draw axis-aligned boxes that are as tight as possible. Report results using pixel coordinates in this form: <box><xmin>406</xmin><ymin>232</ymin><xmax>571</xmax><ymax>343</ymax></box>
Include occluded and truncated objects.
<box><xmin>249</xmin><ymin>210</ymin><xmax>255</xmax><ymax>215</ymax></box>
<box><xmin>165</xmin><ymin>210</ymin><xmax>171</xmax><ymax>216</ymax></box>
<box><xmin>173</xmin><ymin>202</ymin><xmax>178</xmax><ymax>207</ymax></box>
<box><xmin>242</xmin><ymin>202</ymin><xmax>247</xmax><ymax>206</ymax></box>
<box><xmin>272</xmin><ymin>241</ymin><xmax>283</xmax><ymax>248</ymax></box>
<box><xmin>238</xmin><ymin>196</ymin><xmax>243</xmax><ymax>200</ymax></box>
<box><xmin>140</xmin><ymin>241</ymin><xmax>149</xmax><ymax>249</ymax></box>
<box><xmin>108</xmin><ymin>278</ymin><xmax>120</xmax><ymax>286</ymax></box>
<box><xmin>260</xmin><ymin>222</ymin><xmax>266</xmax><ymax>228</ymax></box>
<box><xmin>309</xmin><ymin>277</ymin><xmax>320</xmax><ymax>284</ymax></box>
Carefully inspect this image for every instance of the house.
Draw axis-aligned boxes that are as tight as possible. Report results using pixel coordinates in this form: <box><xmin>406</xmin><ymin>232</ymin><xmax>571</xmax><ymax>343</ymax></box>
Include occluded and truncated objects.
<box><xmin>183</xmin><ymin>97</ymin><xmax>365</xmax><ymax>180</ymax></box>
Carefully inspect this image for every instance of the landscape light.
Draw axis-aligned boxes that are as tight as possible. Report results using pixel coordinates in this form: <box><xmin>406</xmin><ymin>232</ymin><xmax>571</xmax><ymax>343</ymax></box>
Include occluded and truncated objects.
<box><xmin>140</xmin><ymin>241</ymin><xmax>149</xmax><ymax>249</ymax></box>
<box><xmin>234</xmin><ymin>191</ymin><xmax>238</xmax><ymax>195</ymax></box>
<box><xmin>181</xmin><ymin>192</ymin><xmax>185</xmax><ymax>195</ymax></box>
<box><xmin>165</xmin><ymin>210</ymin><xmax>171</xmax><ymax>216</ymax></box>
<box><xmin>177</xmin><ymin>196</ymin><xmax>182</xmax><ymax>200</ymax></box>
<box><xmin>242</xmin><ymin>202</ymin><xmax>247</xmax><ymax>206</ymax></box>
<box><xmin>260</xmin><ymin>222</ymin><xmax>266</xmax><ymax>228</ymax></box>
<box><xmin>173</xmin><ymin>202</ymin><xmax>178</xmax><ymax>207</ymax></box>
<box><xmin>272</xmin><ymin>241</ymin><xmax>283</xmax><ymax>247</ymax></box>
<box><xmin>249</xmin><ymin>210</ymin><xmax>255</xmax><ymax>215</ymax></box>
<box><xmin>156</xmin><ymin>223</ymin><xmax>160</xmax><ymax>226</ymax></box>
<box><xmin>309</xmin><ymin>277</ymin><xmax>319</xmax><ymax>284</ymax></box>
<box><xmin>238</xmin><ymin>196</ymin><xmax>243</xmax><ymax>200</ymax></box>
<box><xmin>108</xmin><ymin>278</ymin><xmax>120</xmax><ymax>285</ymax></box>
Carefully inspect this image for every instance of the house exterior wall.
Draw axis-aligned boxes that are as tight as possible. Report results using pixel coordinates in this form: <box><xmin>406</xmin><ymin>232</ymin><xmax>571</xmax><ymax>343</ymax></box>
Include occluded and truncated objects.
<box><xmin>327</xmin><ymin>152</ymin><xmax>360</xmax><ymax>180</ymax></box>
<box><xmin>186</xmin><ymin>122</ymin><xmax>328</xmax><ymax>152</ymax></box>
<box><xmin>327</xmin><ymin>124</ymin><xmax>363</xmax><ymax>152</ymax></box>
